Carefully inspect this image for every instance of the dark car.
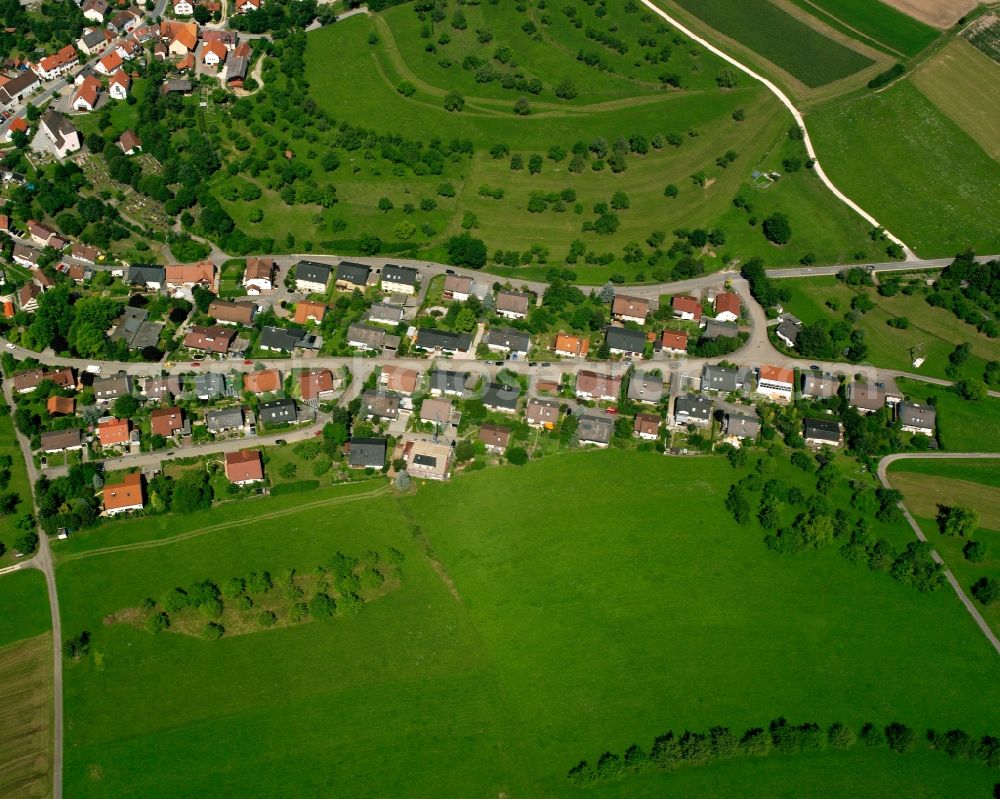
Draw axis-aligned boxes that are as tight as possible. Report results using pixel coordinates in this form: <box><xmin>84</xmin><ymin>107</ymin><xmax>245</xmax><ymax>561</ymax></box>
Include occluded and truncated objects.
<box><xmin>274</xmin><ymin>439</ymin><xmax>287</xmax><ymax>445</ymax></box>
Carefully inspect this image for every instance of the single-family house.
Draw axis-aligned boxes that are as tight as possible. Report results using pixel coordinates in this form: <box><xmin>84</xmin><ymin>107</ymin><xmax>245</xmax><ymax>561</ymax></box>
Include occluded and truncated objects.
<box><xmin>127</xmin><ymin>264</ymin><xmax>164</xmax><ymax>289</ymax></box>
<box><xmin>0</xmin><ymin>71</ymin><xmax>39</xmax><ymax>110</ymax></box>
<box><xmin>801</xmin><ymin>373</ymin><xmax>839</xmax><ymax>400</ymax></box>
<box><xmin>293</xmin><ymin>300</ymin><xmax>327</xmax><ymax>325</ymax></box>
<box><xmin>898</xmin><ymin>402</ymin><xmax>936</xmax><ymax>436</ymax></box>
<box><xmin>605</xmin><ymin>327</ymin><xmax>645</xmax><ymax>357</ymax></box>
<box><xmin>702</xmin><ymin>364</ymin><xmax>743</xmax><ymax>394</ymax></box>
<box><xmin>13</xmin><ymin>369</ymin><xmax>45</xmax><ymax>393</ymax></box>
<box><xmin>71</xmin><ymin>74</ymin><xmax>101</xmax><ymax>111</ymax></box>
<box><xmin>109</xmin><ymin>8</ymin><xmax>142</xmax><ymax>34</ymax></box>
<box><xmin>202</xmin><ymin>40</ymin><xmax>227</xmax><ymax>67</ymax></box>
<box><xmin>701</xmin><ymin>320</ymin><xmax>740</xmax><ymax>340</ymax></box>
<box><xmin>5</xmin><ymin>117</ymin><xmax>28</xmax><ymax>142</ymax></box>
<box><xmin>347</xmin><ymin>323</ymin><xmax>392</xmax><ymax>352</ymax></box>
<box><xmin>257</xmin><ymin>398</ymin><xmax>297</xmax><ymax>426</ymax></box>
<box><xmin>360</xmin><ymin>390</ymin><xmax>400</xmax><ymax>421</ymax></box>
<box><xmin>93</xmin><ymin>371</ymin><xmax>133</xmax><ymax>402</ymax></box>
<box><xmin>485</xmin><ymin>327</ymin><xmax>530</xmax><ymax>358</ymax></box>
<box><xmin>627</xmin><ymin>371</ymin><xmax>664</xmax><ymax>404</ymax></box>
<box><xmin>191</xmin><ymin>372</ymin><xmax>227</xmax><ymax>400</ymax></box>
<box><xmin>848</xmin><ymin>382</ymin><xmax>889</xmax><ymax>414</ymax></box>
<box><xmin>40</xmin><ymin>428</ymin><xmax>84</xmax><ymax>453</ymax></box>
<box><xmin>366</xmin><ymin>303</ymin><xmax>404</xmax><ymax>326</ymax></box>
<box><xmin>103</xmin><ymin>472</ymin><xmax>144</xmax><ymax>515</ymax></box>
<box><xmin>659</xmin><ymin>330</ymin><xmax>688</xmax><ymax>354</ymax></box>
<box><xmin>40</xmin><ymin>110</ymin><xmax>82</xmax><ymax>158</ymax></box>
<box><xmin>184</xmin><ymin>324</ymin><xmax>235</xmax><ymax>354</ymax></box>
<box><xmin>554</xmin><ymin>333</ymin><xmax>589</xmax><ymax>358</ymax></box>
<box><xmin>420</xmin><ymin>397</ymin><xmax>452</xmax><ymax>425</ymax></box>
<box><xmin>243</xmin><ymin>368</ymin><xmax>282</xmax><ymax>395</ymax></box>
<box><xmin>205</xmin><ymin>406</ymin><xmax>244</xmax><ymax>433</ymax></box>
<box><xmin>335</xmin><ymin>261</ymin><xmax>371</xmax><ymax>292</ymax></box>
<box><xmin>224</xmin><ymin>449</ymin><xmax>265</xmax><ymax>485</ymax></box>
<box><xmin>118</xmin><ymin>129</ymin><xmax>142</xmax><ymax>155</ymax></box>
<box><xmin>381</xmin><ymin>264</ymin><xmax>419</xmax><ymax>295</ymax></box>
<box><xmin>479</xmin><ymin>424</ymin><xmax>511</xmax><ymax>453</ymax></box>
<box><xmin>611</xmin><ymin>295</ymin><xmax>649</xmax><ymax>324</ymax></box>
<box><xmin>379</xmin><ymin>365</ymin><xmax>419</xmax><ymax>395</ymax></box>
<box><xmin>109</xmin><ymin>71</ymin><xmax>130</xmax><ymax>100</ymax></box>
<box><xmin>672</xmin><ymin>295</ymin><xmax>702</xmax><ymax>322</ymax></box>
<box><xmin>714</xmin><ymin>291</ymin><xmax>741</xmax><ymax>322</ymax></box>
<box><xmin>165</xmin><ymin>261</ymin><xmax>215</xmax><ymax>290</ymax></box>
<box><xmin>150</xmin><ymin>407</ymin><xmax>186</xmax><ymax>438</ymax></box>
<box><xmin>674</xmin><ymin>395</ymin><xmax>713</xmax><ymax>427</ymax></box>
<box><xmin>726</xmin><ymin>412</ymin><xmax>761</xmax><ymax>441</ymax></box>
<box><xmin>98</xmin><ymin>417</ymin><xmax>131</xmax><ymax>448</ymax></box>
<box><xmin>495</xmin><ymin>290</ymin><xmax>531</xmax><ymax>319</ymax></box>
<box><xmin>143</xmin><ymin>375</ymin><xmax>182</xmax><ymax>401</ymax></box>
<box><xmin>526</xmin><ymin>398</ymin><xmax>560</xmax><ymax>429</ymax></box>
<box><xmin>756</xmin><ymin>365</ymin><xmax>795</xmax><ymax>402</ymax></box>
<box><xmin>776</xmin><ymin>318</ymin><xmax>802</xmax><ymax>349</ymax></box>
<box><xmin>348</xmin><ymin>438</ymin><xmax>387</xmax><ymax>469</ymax></box>
<box><xmin>413</xmin><ymin>328</ymin><xmax>473</xmax><ymax>356</ymax></box>
<box><xmin>208</xmin><ymin>300</ymin><xmax>256</xmax><ymax>326</ymax></box>
<box><xmin>82</xmin><ymin>0</ymin><xmax>110</xmax><ymax>23</ymax></box>
<box><xmin>96</xmin><ymin>50</ymin><xmax>123</xmax><ymax>76</ymax></box>
<box><xmin>47</xmin><ymin>395</ymin><xmax>75</xmax><ymax>416</ymax></box>
<box><xmin>443</xmin><ymin>274</ymin><xmax>472</xmax><ymax>302</ymax></box>
<box><xmin>78</xmin><ymin>28</ymin><xmax>112</xmax><ymax>55</ymax></box>
<box><xmin>577</xmin><ymin>411</ymin><xmax>614</xmax><ymax>448</ymax></box>
<box><xmin>575</xmin><ymin>370</ymin><xmax>621</xmax><ymax>401</ymax></box>
<box><xmin>483</xmin><ymin>382</ymin><xmax>520</xmax><ymax>414</ymax></box>
<box><xmin>803</xmin><ymin>418</ymin><xmax>842</xmax><ymax>446</ymax></box>
<box><xmin>298</xmin><ymin>369</ymin><xmax>337</xmax><ymax>402</ymax></box>
<box><xmin>243</xmin><ymin>257</ymin><xmax>275</xmax><ymax>293</ymax></box>
<box><xmin>17</xmin><ymin>281</ymin><xmax>42</xmax><ymax>312</ymax></box>
<box><xmin>403</xmin><ymin>438</ymin><xmax>452</xmax><ymax>480</ymax></box>
<box><xmin>294</xmin><ymin>260</ymin><xmax>331</xmax><ymax>293</ymax></box>
<box><xmin>258</xmin><ymin>325</ymin><xmax>304</xmax><ymax>352</ymax></box>
<box><xmin>428</xmin><ymin>370</ymin><xmax>470</xmax><ymax>398</ymax></box>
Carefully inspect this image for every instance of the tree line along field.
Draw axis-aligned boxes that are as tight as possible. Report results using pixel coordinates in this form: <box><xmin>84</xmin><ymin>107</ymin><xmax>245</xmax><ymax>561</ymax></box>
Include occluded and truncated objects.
<box><xmin>780</xmin><ymin>275</ymin><xmax>1000</xmax><ymax>382</ymax></box>
<box><xmin>211</xmin><ymin>2</ymin><xmax>888</xmax><ymax>280</ymax></box>
<box><xmin>55</xmin><ymin>452</ymin><xmax>1000</xmax><ymax>798</ymax></box>
<box><xmin>0</xmin><ymin>569</ymin><xmax>53</xmax><ymax>799</ymax></box>
<box><xmin>888</xmin><ymin>459</ymin><xmax>1000</xmax><ymax>636</ymax></box>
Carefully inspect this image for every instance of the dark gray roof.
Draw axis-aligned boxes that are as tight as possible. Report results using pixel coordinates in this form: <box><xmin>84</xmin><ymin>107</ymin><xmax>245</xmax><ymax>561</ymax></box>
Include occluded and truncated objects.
<box><xmin>701</xmin><ymin>320</ymin><xmax>740</xmax><ymax>340</ymax></box>
<box><xmin>111</xmin><ymin>306</ymin><xmax>163</xmax><ymax>350</ymax></box>
<box><xmin>776</xmin><ymin>319</ymin><xmax>801</xmax><ymax>346</ymax></box>
<box><xmin>93</xmin><ymin>370</ymin><xmax>132</xmax><ymax>399</ymax></box>
<box><xmin>347</xmin><ymin>323</ymin><xmax>386</xmax><ymax>349</ymax></box>
<box><xmin>191</xmin><ymin>372</ymin><xmax>226</xmax><ymax>398</ymax></box>
<box><xmin>485</xmin><ymin>327</ymin><xmax>530</xmax><ymax>353</ymax></box>
<box><xmin>349</xmin><ymin>437</ymin><xmax>386</xmax><ymax>468</ymax></box>
<box><xmin>295</xmin><ymin>260</ymin><xmax>331</xmax><ymax>286</ymax></box>
<box><xmin>259</xmin><ymin>325</ymin><xmax>304</xmax><ymax>351</ymax></box>
<box><xmin>336</xmin><ymin>261</ymin><xmax>371</xmax><ymax>286</ymax></box>
<box><xmin>205</xmin><ymin>406</ymin><xmax>244</xmax><ymax>431</ymax></box>
<box><xmin>899</xmin><ymin>402</ymin><xmax>936</xmax><ymax>429</ymax></box>
<box><xmin>577</xmin><ymin>412</ymin><xmax>613</xmax><ymax>444</ymax></box>
<box><xmin>258</xmin><ymin>398</ymin><xmax>296</xmax><ymax>424</ymax></box>
<box><xmin>702</xmin><ymin>365</ymin><xmax>740</xmax><ymax>393</ymax></box>
<box><xmin>675</xmin><ymin>395</ymin><xmax>713</xmax><ymax>421</ymax></box>
<box><xmin>726</xmin><ymin>412</ymin><xmax>760</xmax><ymax>438</ymax></box>
<box><xmin>627</xmin><ymin>371</ymin><xmax>665</xmax><ymax>403</ymax></box>
<box><xmin>482</xmin><ymin>382</ymin><xmax>520</xmax><ymax>411</ymax></box>
<box><xmin>382</xmin><ymin>263</ymin><xmax>418</xmax><ymax>286</ymax></box>
<box><xmin>366</xmin><ymin>303</ymin><xmax>404</xmax><ymax>324</ymax></box>
<box><xmin>227</xmin><ymin>55</ymin><xmax>248</xmax><ymax>82</ymax></box>
<box><xmin>801</xmin><ymin>373</ymin><xmax>839</xmax><ymax>398</ymax></box>
<box><xmin>127</xmin><ymin>264</ymin><xmax>165</xmax><ymax>285</ymax></box>
<box><xmin>414</xmin><ymin>328</ymin><xmax>472</xmax><ymax>352</ymax></box>
<box><xmin>428</xmin><ymin>370</ymin><xmax>470</xmax><ymax>396</ymax></box>
<box><xmin>161</xmin><ymin>79</ymin><xmax>192</xmax><ymax>93</ymax></box>
<box><xmin>0</xmin><ymin>70</ymin><xmax>39</xmax><ymax>104</ymax></box>
<box><xmin>605</xmin><ymin>326</ymin><xmax>645</xmax><ymax>353</ymax></box>
<box><xmin>803</xmin><ymin>417</ymin><xmax>841</xmax><ymax>441</ymax></box>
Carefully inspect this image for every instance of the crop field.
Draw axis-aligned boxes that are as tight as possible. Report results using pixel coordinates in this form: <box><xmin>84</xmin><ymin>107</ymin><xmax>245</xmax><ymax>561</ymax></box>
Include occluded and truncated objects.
<box><xmin>212</xmin><ymin>3</ymin><xmax>888</xmax><ymax>280</ymax></box>
<box><xmin>808</xmin><ymin>81</ymin><xmax>1000</xmax><ymax>257</ymax></box>
<box><xmin>0</xmin><ymin>569</ymin><xmax>53</xmax><ymax>799</ymax></box>
<box><xmin>964</xmin><ymin>13</ymin><xmax>1000</xmax><ymax>63</ymax></box>
<box><xmin>888</xmin><ymin>458</ymin><xmax>1000</xmax><ymax>636</ymax></box>
<box><xmin>912</xmin><ymin>38</ymin><xmax>1000</xmax><ymax>160</ymax></box>
<box><xmin>895</xmin><ymin>378</ymin><xmax>1000</xmax><ymax>452</ymax></box>
<box><xmin>788</xmin><ymin>0</ymin><xmax>938</xmax><ymax>57</ymax></box>
<box><xmin>780</xmin><ymin>275</ymin><xmax>1000</xmax><ymax>381</ymax></box>
<box><xmin>880</xmin><ymin>0</ymin><xmax>975</xmax><ymax>30</ymax></box>
<box><xmin>55</xmin><ymin>452</ymin><xmax>1000</xmax><ymax>797</ymax></box>
<box><xmin>667</xmin><ymin>0</ymin><xmax>875</xmax><ymax>87</ymax></box>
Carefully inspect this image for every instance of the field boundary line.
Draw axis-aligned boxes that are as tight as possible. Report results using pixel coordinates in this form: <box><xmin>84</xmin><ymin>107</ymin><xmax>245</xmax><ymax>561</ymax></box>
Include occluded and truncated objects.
<box><xmin>641</xmin><ymin>0</ymin><xmax>917</xmax><ymax>260</ymax></box>
<box><xmin>879</xmin><ymin>452</ymin><xmax>1000</xmax><ymax>655</ymax></box>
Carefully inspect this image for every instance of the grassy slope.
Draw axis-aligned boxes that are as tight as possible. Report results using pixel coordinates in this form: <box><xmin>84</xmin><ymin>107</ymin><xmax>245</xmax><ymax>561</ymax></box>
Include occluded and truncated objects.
<box><xmin>0</xmin><ymin>569</ymin><xmax>50</xmax><ymax>648</ymax></box>
<box><xmin>808</xmin><ymin>80</ymin><xmax>1000</xmax><ymax>257</ymax></box>
<box><xmin>912</xmin><ymin>38</ymin><xmax>1000</xmax><ymax>161</ymax></box>
<box><xmin>789</xmin><ymin>0</ymin><xmax>938</xmax><ymax>57</ymax></box>
<box><xmin>780</xmin><ymin>276</ymin><xmax>1000</xmax><ymax>381</ymax></box>
<box><xmin>58</xmin><ymin>451</ymin><xmax>1000</xmax><ymax>797</ymax></box>
<box><xmin>0</xmin><ymin>413</ymin><xmax>34</xmax><ymax>569</ymax></box>
<box><xmin>895</xmin><ymin>378</ymin><xmax>1000</xmax><ymax>452</ymax></box>
<box><xmin>669</xmin><ymin>0</ymin><xmax>874</xmax><ymax>87</ymax></box>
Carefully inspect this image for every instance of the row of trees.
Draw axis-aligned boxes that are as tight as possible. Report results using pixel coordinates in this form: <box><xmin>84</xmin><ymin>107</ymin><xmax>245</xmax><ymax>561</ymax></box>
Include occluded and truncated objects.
<box><xmin>568</xmin><ymin>716</ymin><xmax>1000</xmax><ymax>784</ymax></box>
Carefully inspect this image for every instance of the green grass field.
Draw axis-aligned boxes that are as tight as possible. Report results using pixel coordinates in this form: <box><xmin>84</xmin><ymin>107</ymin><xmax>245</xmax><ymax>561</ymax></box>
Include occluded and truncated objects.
<box><xmin>789</xmin><ymin>0</ymin><xmax>938</xmax><ymax>58</ymax></box>
<box><xmin>808</xmin><ymin>80</ymin><xmax>1000</xmax><ymax>257</ymax></box>
<box><xmin>780</xmin><ymin>276</ymin><xmax>1000</xmax><ymax>381</ymax></box>
<box><xmin>0</xmin><ymin>413</ymin><xmax>34</xmax><ymax>569</ymax></box>
<box><xmin>888</xmin><ymin>458</ymin><xmax>1000</xmax><ymax>636</ymax></box>
<box><xmin>56</xmin><ymin>452</ymin><xmax>1000</xmax><ymax>797</ymax></box>
<box><xmin>668</xmin><ymin>0</ymin><xmax>874</xmax><ymax>87</ymax></box>
<box><xmin>895</xmin><ymin>378</ymin><xmax>1000</xmax><ymax>452</ymax></box>
<box><xmin>0</xmin><ymin>569</ymin><xmax>50</xmax><ymax>648</ymax></box>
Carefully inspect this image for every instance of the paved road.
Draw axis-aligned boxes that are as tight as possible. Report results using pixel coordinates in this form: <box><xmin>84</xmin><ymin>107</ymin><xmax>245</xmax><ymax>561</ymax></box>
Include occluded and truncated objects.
<box><xmin>877</xmin><ymin>452</ymin><xmax>1000</xmax><ymax>656</ymax></box>
<box><xmin>767</xmin><ymin>254</ymin><xmax>999</xmax><ymax>279</ymax></box>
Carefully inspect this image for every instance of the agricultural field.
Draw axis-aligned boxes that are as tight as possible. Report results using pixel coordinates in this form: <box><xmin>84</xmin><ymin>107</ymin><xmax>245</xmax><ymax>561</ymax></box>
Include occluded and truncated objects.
<box><xmin>912</xmin><ymin>37</ymin><xmax>1000</xmax><ymax>160</ymax></box>
<box><xmin>888</xmin><ymin>458</ymin><xmax>1000</xmax><ymax>635</ymax></box>
<box><xmin>964</xmin><ymin>13</ymin><xmax>1000</xmax><ymax>63</ymax></box>
<box><xmin>667</xmin><ymin>0</ymin><xmax>876</xmax><ymax>87</ymax></box>
<box><xmin>56</xmin><ymin>452</ymin><xmax>1000</xmax><ymax>797</ymax></box>
<box><xmin>780</xmin><ymin>275</ymin><xmax>1000</xmax><ymax>381</ymax></box>
<box><xmin>808</xmin><ymin>81</ymin><xmax>1000</xmax><ymax>257</ymax></box>
<box><xmin>0</xmin><ymin>569</ymin><xmax>53</xmax><ymax>799</ymax></box>
<box><xmin>211</xmin><ymin>2</ymin><xmax>887</xmax><ymax>280</ymax></box>
<box><xmin>879</xmin><ymin>0</ymin><xmax>975</xmax><ymax>30</ymax></box>
<box><xmin>0</xmin><ymin>413</ymin><xmax>35</xmax><ymax>569</ymax></box>
<box><xmin>786</xmin><ymin>0</ymin><xmax>939</xmax><ymax>57</ymax></box>
<box><xmin>895</xmin><ymin>378</ymin><xmax>1000</xmax><ymax>452</ymax></box>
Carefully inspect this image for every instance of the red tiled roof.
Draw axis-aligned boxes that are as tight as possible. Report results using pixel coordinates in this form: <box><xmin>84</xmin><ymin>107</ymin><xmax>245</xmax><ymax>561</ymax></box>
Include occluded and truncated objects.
<box><xmin>298</xmin><ymin>369</ymin><xmax>334</xmax><ymax>400</ymax></box>
<box><xmin>224</xmin><ymin>448</ymin><xmax>264</xmax><ymax>483</ymax></box>
<box><xmin>150</xmin><ymin>407</ymin><xmax>184</xmax><ymax>437</ymax></box>
<box><xmin>103</xmin><ymin>471</ymin><xmax>143</xmax><ymax>511</ymax></box>
<box><xmin>243</xmin><ymin>369</ymin><xmax>281</xmax><ymax>394</ymax></box>
<box><xmin>98</xmin><ymin>417</ymin><xmax>130</xmax><ymax>446</ymax></box>
<box><xmin>714</xmin><ymin>291</ymin><xmax>741</xmax><ymax>316</ymax></box>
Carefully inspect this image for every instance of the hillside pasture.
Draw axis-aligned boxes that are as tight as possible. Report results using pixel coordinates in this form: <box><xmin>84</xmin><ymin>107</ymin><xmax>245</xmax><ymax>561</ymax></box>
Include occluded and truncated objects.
<box><xmin>895</xmin><ymin>378</ymin><xmax>1000</xmax><ymax>452</ymax></box>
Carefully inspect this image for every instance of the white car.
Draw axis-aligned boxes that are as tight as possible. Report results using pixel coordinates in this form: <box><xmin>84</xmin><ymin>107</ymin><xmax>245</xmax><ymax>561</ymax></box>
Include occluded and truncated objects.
<box><xmin>5</xmin><ymin>343</ymin><xmax>14</xmax><ymax>350</ymax></box>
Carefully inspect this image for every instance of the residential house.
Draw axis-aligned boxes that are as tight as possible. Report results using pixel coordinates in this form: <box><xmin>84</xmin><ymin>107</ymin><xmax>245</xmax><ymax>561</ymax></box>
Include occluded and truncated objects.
<box><xmin>40</xmin><ymin>428</ymin><xmax>84</xmax><ymax>453</ymax></box>
<box><xmin>103</xmin><ymin>472</ymin><xmax>144</xmax><ymax>515</ymax></box>
<box><xmin>298</xmin><ymin>369</ymin><xmax>337</xmax><ymax>402</ymax></box>
<box><xmin>184</xmin><ymin>324</ymin><xmax>235</xmax><ymax>354</ymax></box>
<box><xmin>143</xmin><ymin>375</ymin><xmax>182</xmax><ymax>401</ymax></box>
<box><xmin>27</xmin><ymin>220</ymin><xmax>62</xmax><ymax>249</ymax></box>
<box><xmin>611</xmin><ymin>295</ymin><xmax>649</xmax><ymax>324</ymax></box>
<box><xmin>413</xmin><ymin>328</ymin><xmax>473</xmax><ymax>356</ymax></box>
<box><xmin>47</xmin><ymin>395</ymin><xmax>75</xmax><ymax>416</ymax></box>
<box><xmin>258</xmin><ymin>325</ymin><xmax>304</xmax><ymax>352</ymax></box>
<box><xmin>366</xmin><ymin>303</ymin><xmax>404</xmax><ymax>326</ymax></box>
<box><xmin>605</xmin><ymin>327</ymin><xmax>645</xmax><ymax>357</ymax></box>
<box><xmin>12</xmin><ymin>244</ymin><xmax>41</xmax><ymax>269</ymax></box>
<box><xmin>82</xmin><ymin>0</ymin><xmax>110</xmax><ymax>23</ymax></box>
<box><xmin>242</xmin><ymin>257</ymin><xmax>275</xmax><ymax>293</ymax></box>
<box><xmin>428</xmin><ymin>370</ymin><xmax>470</xmax><ymax>398</ymax></box>
<box><xmin>165</xmin><ymin>261</ymin><xmax>215</xmax><ymax>290</ymax></box>
<box><xmin>674</xmin><ymin>395</ymin><xmax>713</xmax><ymax>427</ymax></box>
<box><xmin>72</xmin><ymin>75</ymin><xmax>101</xmax><ymax>111</ymax></box>
<box><xmin>205</xmin><ymin>406</ymin><xmax>244</xmax><ymax>433</ymax></box>
<box><xmin>526</xmin><ymin>397</ymin><xmax>560</xmax><ymax>429</ymax></box>
<box><xmin>109</xmin><ymin>8</ymin><xmax>142</xmax><ymax>34</ymax></box>
<box><xmin>554</xmin><ymin>333</ymin><xmax>589</xmax><ymax>358</ymax></box>
<box><xmin>803</xmin><ymin>418</ymin><xmax>842</xmax><ymax>446</ymax></box>
<box><xmin>174</xmin><ymin>0</ymin><xmax>194</xmax><ymax>15</ymax></box>
<box><xmin>702</xmin><ymin>364</ymin><xmax>742</xmax><ymax>394</ymax></box>
<box><xmin>483</xmin><ymin>382</ymin><xmax>520</xmax><ymax>414</ymax></box>
<box><xmin>32</xmin><ymin>45</ymin><xmax>79</xmax><ymax>80</ymax></box>
<box><xmin>347</xmin><ymin>323</ymin><xmax>394</xmax><ymax>352</ymax></box>
<box><xmin>96</xmin><ymin>50</ymin><xmax>123</xmax><ymax>76</ymax></box>
<box><xmin>93</xmin><ymin>371</ymin><xmax>132</xmax><ymax>402</ymax></box>
<box><xmin>577</xmin><ymin>411</ymin><xmax>614</xmax><ymax>448</ymax></box>
<box><xmin>495</xmin><ymin>290</ymin><xmax>531</xmax><ymax>319</ymax></box>
<box><xmin>0</xmin><ymin>71</ymin><xmax>39</xmax><ymax>110</ymax></box>
<box><xmin>243</xmin><ymin>368</ymin><xmax>282</xmax><ymax>395</ymax></box>
<box><xmin>78</xmin><ymin>28</ymin><xmax>112</xmax><ymax>55</ymax></box>
<box><xmin>202</xmin><ymin>40</ymin><xmax>227</xmax><ymax>67</ymax></box>
<box><xmin>672</xmin><ymin>295</ymin><xmax>702</xmax><ymax>321</ymax></box>
<box><xmin>575</xmin><ymin>370</ymin><xmax>621</xmax><ymax>401</ymax></box>
<box><xmin>379</xmin><ymin>365</ymin><xmax>419</xmax><ymax>395</ymax></box>
<box><xmin>725</xmin><ymin>412</ymin><xmax>761</xmax><ymax>441</ymax></box>
<box><xmin>443</xmin><ymin>274</ymin><xmax>472</xmax><ymax>301</ymax></box>
<box><xmin>756</xmin><ymin>365</ymin><xmax>795</xmax><ymax>402</ymax></box>
<box><xmin>191</xmin><ymin>372</ymin><xmax>227</xmax><ymax>400</ymax></box>
<box><xmin>59</xmin><ymin>263</ymin><xmax>91</xmax><ymax>283</ymax></box>
<box><xmin>126</xmin><ymin>264</ymin><xmax>164</xmax><ymax>289</ymax></box>
<box><xmin>98</xmin><ymin>417</ymin><xmax>131</xmax><ymax>448</ymax></box>
<box><xmin>898</xmin><ymin>402</ymin><xmax>936</xmax><ymax>436</ymax></box>
<box><xmin>485</xmin><ymin>327</ymin><xmax>530</xmax><ymax>359</ymax></box>
<box><xmin>4</xmin><ymin>117</ymin><xmax>28</xmax><ymax>142</ymax></box>
<box><xmin>225</xmin><ymin>43</ymin><xmax>250</xmax><ymax>86</ymax></box>
<box><xmin>776</xmin><ymin>318</ymin><xmax>802</xmax><ymax>349</ymax></box>
<box><xmin>701</xmin><ymin>320</ymin><xmax>739</xmax><ymax>340</ymax></box>
<box><xmin>801</xmin><ymin>373</ymin><xmax>839</xmax><ymax>400</ymax></box>
<box><xmin>118</xmin><ymin>129</ymin><xmax>142</xmax><ymax>155</ymax></box>
<box><xmin>848</xmin><ymin>382</ymin><xmax>890</xmax><ymax>414</ymax></box>
<box><xmin>348</xmin><ymin>438</ymin><xmax>386</xmax><ymax>469</ymax></box>
<box><xmin>659</xmin><ymin>330</ymin><xmax>688</xmax><ymax>354</ymax></box>
<box><xmin>403</xmin><ymin>439</ymin><xmax>452</xmax><ymax>480</ymax></box>
<box><xmin>116</xmin><ymin>38</ymin><xmax>142</xmax><ymax>61</ymax></box>
<box><xmin>381</xmin><ymin>264</ymin><xmax>419</xmax><ymax>295</ymax></box>
<box><xmin>479</xmin><ymin>424</ymin><xmax>511</xmax><ymax>452</ymax></box>
<box><xmin>161</xmin><ymin>78</ymin><xmax>192</xmax><ymax>94</ymax></box>
<box><xmin>420</xmin><ymin>397</ymin><xmax>452</xmax><ymax>425</ymax></box>
<box><xmin>164</xmin><ymin>21</ymin><xmax>198</xmax><ymax>55</ymax></box>
<box><xmin>236</xmin><ymin>0</ymin><xmax>263</xmax><ymax>11</ymax></box>
<box><xmin>208</xmin><ymin>300</ymin><xmax>256</xmax><ymax>326</ymax></box>
<box><xmin>714</xmin><ymin>291</ymin><xmax>741</xmax><ymax>322</ymax></box>
<box><xmin>109</xmin><ymin>71</ymin><xmax>130</xmax><ymax>100</ymax></box>
<box><xmin>294</xmin><ymin>260</ymin><xmax>331</xmax><ymax>293</ymax></box>
<box><xmin>13</xmin><ymin>368</ymin><xmax>46</xmax><ymax>394</ymax></box>
<box><xmin>17</xmin><ymin>281</ymin><xmax>42</xmax><ymax>312</ymax></box>
<box><xmin>224</xmin><ymin>449</ymin><xmax>265</xmax><ymax>485</ymax></box>
<box><xmin>634</xmin><ymin>412</ymin><xmax>661</xmax><ymax>440</ymax></box>
<box><xmin>293</xmin><ymin>300</ymin><xmax>326</xmax><ymax>325</ymax></box>
<box><xmin>360</xmin><ymin>390</ymin><xmax>400</xmax><ymax>421</ymax></box>
<box><xmin>110</xmin><ymin>306</ymin><xmax>163</xmax><ymax>350</ymax></box>
<box><xmin>150</xmin><ymin>407</ymin><xmax>186</xmax><ymax>438</ymax></box>
<box><xmin>40</xmin><ymin>110</ymin><xmax>82</xmax><ymax>158</ymax></box>
<box><xmin>335</xmin><ymin>261</ymin><xmax>371</xmax><ymax>291</ymax></box>
<box><xmin>257</xmin><ymin>398</ymin><xmax>296</xmax><ymax>426</ymax></box>
<box><xmin>202</xmin><ymin>29</ymin><xmax>239</xmax><ymax>50</ymax></box>
<box><xmin>627</xmin><ymin>371</ymin><xmax>664</xmax><ymax>404</ymax></box>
